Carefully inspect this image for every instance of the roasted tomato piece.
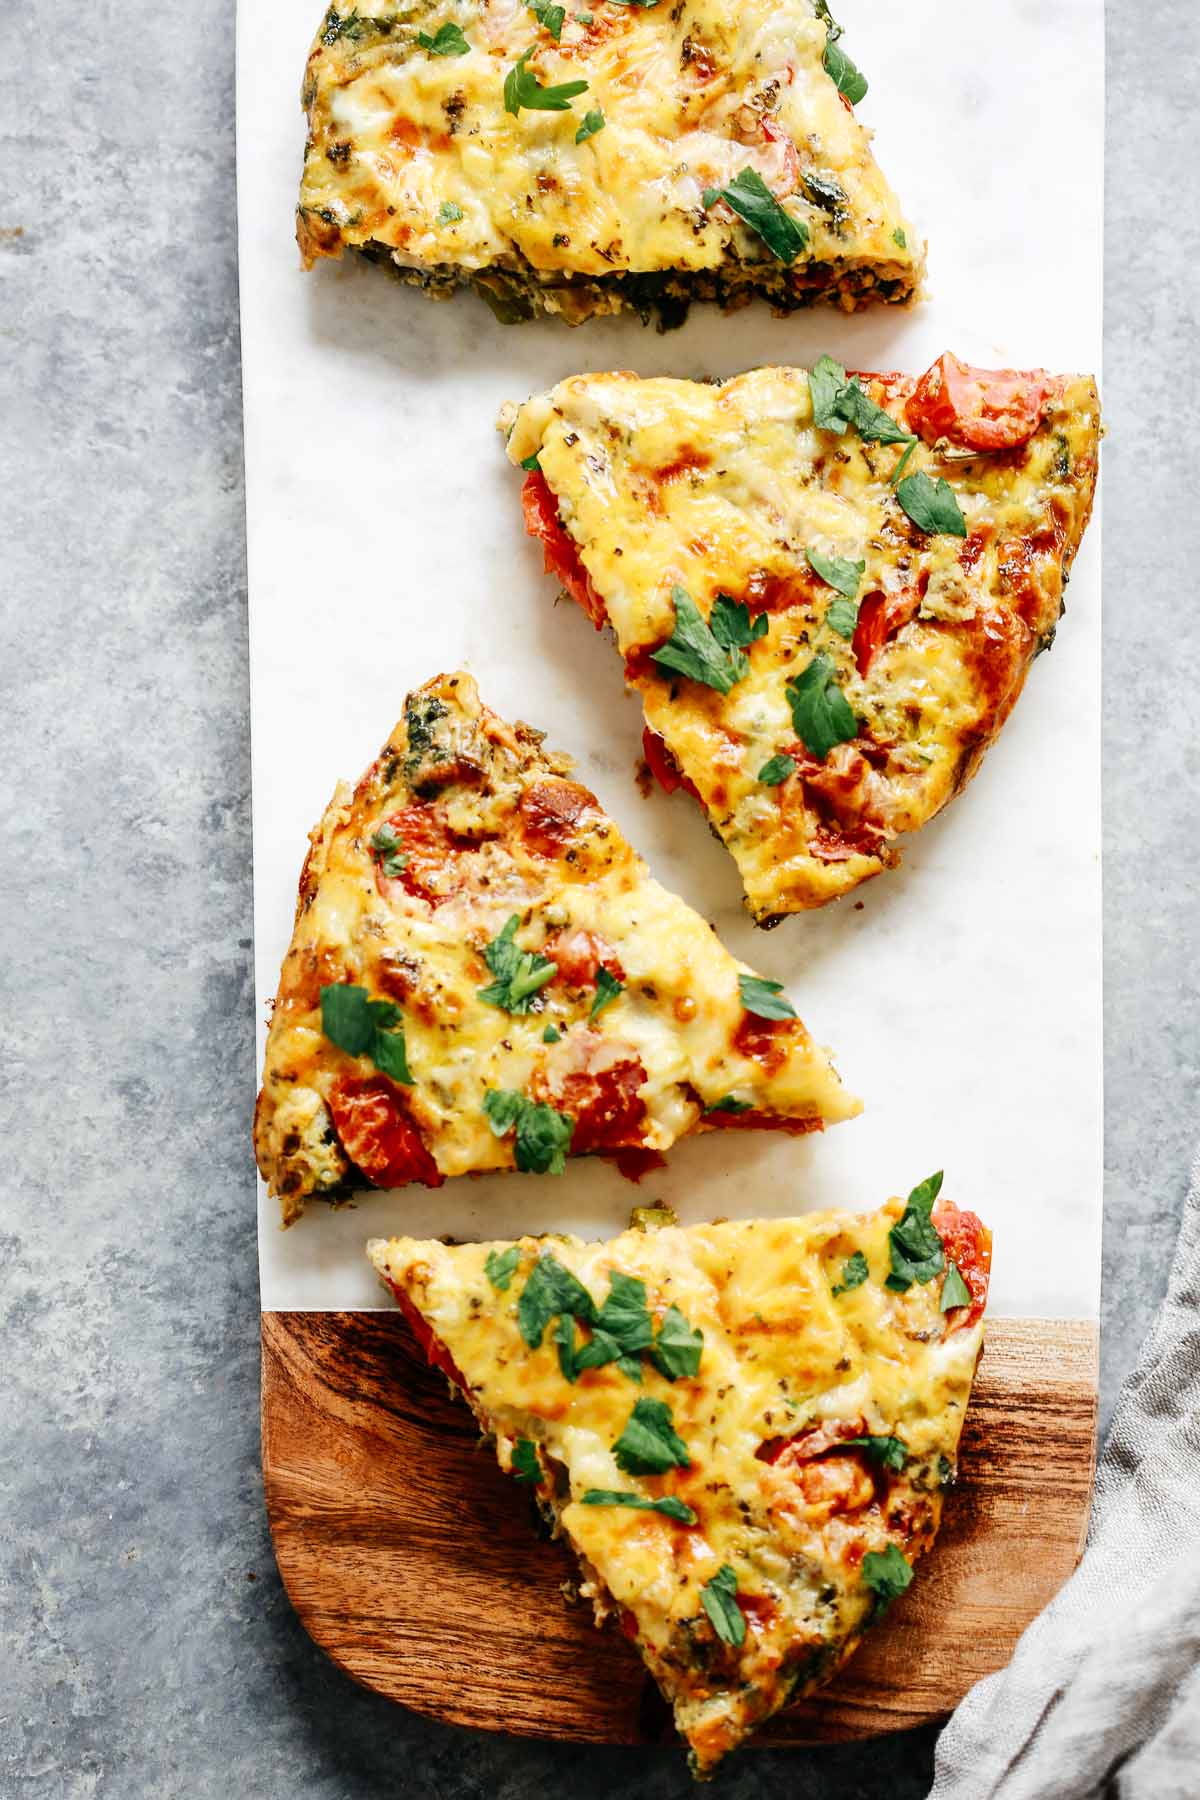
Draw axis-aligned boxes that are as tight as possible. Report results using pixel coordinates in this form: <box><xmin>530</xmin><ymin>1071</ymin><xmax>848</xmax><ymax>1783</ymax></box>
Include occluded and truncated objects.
<box><xmin>388</xmin><ymin>1282</ymin><xmax>468</xmax><ymax>1389</ymax></box>
<box><xmin>852</xmin><ymin>587</ymin><xmax>920</xmax><ymax>677</ymax></box>
<box><xmin>542</xmin><ymin>927</ymin><xmax>624</xmax><ymax>989</ymax></box>
<box><xmin>520</xmin><ymin>472</ymin><xmax>608</xmax><ymax>629</ymax></box>
<box><xmin>934</xmin><ymin>1200</ymin><xmax>992</xmax><ymax>1325</ymax></box>
<box><xmin>557</xmin><ymin>1058</ymin><xmax>647</xmax><ymax>1153</ymax></box>
<box><xmin>327</xmin><ymin>1076</ymin><xmax>443</xmax><ymax>1190</ymax></box>
<box><xmin>519</xmin><ymin>777</ymin><xmax>600</xmax><ymax>858</ymax></box>
<box><xmin>376</xmin><ymin>803</ymin><xmax>470</xmax><ymax>907</ymax></box>
<box><xmin>905</xmin><ymin>353</ymin><xmax>1052</xmax><ymax>452</ymax></box>
<box><xmin>642</xmin><ymin>728</ymin><xmax>703</xmax><ymax>804</ymax></box>
<box><xmin>766</xmin><ymin>1444</ymin><xmax>875</xmax><ymax>1521</ymax></box>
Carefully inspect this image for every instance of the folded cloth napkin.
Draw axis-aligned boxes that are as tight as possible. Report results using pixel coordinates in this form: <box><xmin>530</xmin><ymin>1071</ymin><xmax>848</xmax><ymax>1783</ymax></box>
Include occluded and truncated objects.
<box><xmin>932</xmin><ymin>1157</ymin><xmax>1200</xmax><ymax>1800</ymax></box>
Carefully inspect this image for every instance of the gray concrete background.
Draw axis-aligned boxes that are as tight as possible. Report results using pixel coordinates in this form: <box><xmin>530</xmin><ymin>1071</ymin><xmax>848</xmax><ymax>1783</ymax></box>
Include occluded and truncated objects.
<box><xmin>3</xmin><ymin>4</ymin><xmax>1197</xmax><ymax>1795</ymax></box>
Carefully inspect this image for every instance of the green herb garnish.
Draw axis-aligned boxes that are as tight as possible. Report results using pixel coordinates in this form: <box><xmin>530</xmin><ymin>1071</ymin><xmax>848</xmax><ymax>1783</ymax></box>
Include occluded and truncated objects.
<box><xmin>436</xmin><ymin>200</ymin><xmax>464</xmax><ymax>225</ymax></box>
<box><xmin>845</xmin><ymin>1435</ymin><xmax>907</xmax><ymax>1473</ymax></box>
<box><xmin>825</xmin><ymin>596</ymin><xmax>859</xmax><ymax>640</ymax></box>
<box><xmin>941</xmin><ymin>1261</ymin><xmax>971</xmax><ymax>1312</ymax></box>
<box><xmin>580</xmin><ymin>1490</ymin><xmax>696</xmax><ymax>1523</ymax></box>
<box><xmin>649</xmin><ymin>1305</ymin><xmax>703</xmax><ymax>1381</ymax></box>
<box><xmin>503</xmin><ymin>48</ymin><xmax>588</xmax><ymax>114</ymax></box>
<box><xmin>861</xmin><ymin>1543</ymin><xmax>914</xmax><ymax>1612</ymax></box>
<box><xmin>893</xmin><ymin>226</ymin><xmax>907</xmax><ymax>249</ymax></box>
<box><xmin>417</xmin><ymin>20</ymin><xmax>470</xmax><ymax>54</ymax></box>
<box><xmin>485</xmin><ymin>1246</ymin><xmax>521</xmax><ymax>1292</ymax></box>
<box><xmin>886</xmin><ymin>1172</ymin><xmax>946</xmax><ymax>1292</ymax></box>
<box><xmin>806</xmin><ymin>546</ymin><xmax>865</xmax><ymax>597</ymax></box>
<box><xmin>527</xmin><ymin>0</ymin><xmax>566</xmax><ymax>36</ymax></box>
<box><xmin>477</xmin><ymin>915</ymin><xmax>557</xmax><ymax>1013</ymax></box>
<box><xmin>515</xmin><ymin>1251</ymin><xmax>597</xmax><ymax>1347</ymax></box>
<box><xmin>483</xmin><ymin>1091</ymin><xmax>574</xmax><ymax>1176</ymax></box>
<box><xmin>737</xmin><ymin>974</ymin><xmax>797</xmax><ymax>1021</ymax></box>
<box><xmin>520</xmin><ymin>451</ymin><xmax>541</xmax><ymax>472</ymax></box>
<box><xmin>785</xmin><ymin>653</ymin><xmax>858</xmax><ymax>761</ymax></box>
<box><xmin>320</xmin><ymin>984</ymin><xmax>413</xmax><ymax>1084</ymax></box>
<box><xmin>831</xmin><ymin>1250</ymin><xmax>869</xmax><ymax>1296</ymax></box>
<box><xmin>702</xmin><ymin>168</ymin><xmax>808</xmax><ymax>264</ymax></box>
<box><xmin>651</xmin><ymin>588</ymin><xmax>766</xmax><ymax>694</ymax></box>
<box><xmin>823</xmin><ymin>36</ymin><xmax>868</xmax><ymax>104</ymax></box>
<box><xmin>575</xmin><ymin>107</ymin><xmax>605</xmax><ymax>143</ymax></box>
<box><xmin>613</xmin><ymin>1397</ymin><xmax>691</xmax><ymax>1475</ymax></box>
<box><xmin>705</xmin><ymin>1095</ymin><xmax>753</xmax><ymax>1113</ymax></box>
<box><xmin>369</xmin><ymin>821</ymin><xmax>409</xmax><ymax>878</ymax></box>
<box><xmin>542</xmin><ymin>1022</ymin><xmax>561</xmax><ymax>1042</ymax></box>
<box><xmin>896</xmin><ymin>471</ymin><xmax>968</xmax><ymax>537</ymax></box>
<box><xmin>590</xmin><ymin>966</ymin><xmax>623</xmax><ymax>1019</ymax></box>
<box><xmin>757</xmin><ymin>753</ymin><xmax>797</xmax><ymax>787</ymax></box>
<box><xmin>701</xmin><ymin>1564</ymin><xmax>746</xmax><ymax>1647</ymax></box>
<box><xmin>511</xmin><ymin>1437</ymin><xmax>541</xmax><ymax>1482</ymax></box>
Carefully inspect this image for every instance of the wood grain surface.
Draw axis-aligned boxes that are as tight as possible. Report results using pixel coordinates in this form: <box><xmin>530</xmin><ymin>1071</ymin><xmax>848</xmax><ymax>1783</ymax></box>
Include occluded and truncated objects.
<box><xmin>261</xmin><ymin>1310</ymin><xmax>1097</xmax><ymax>1747</ymax></box>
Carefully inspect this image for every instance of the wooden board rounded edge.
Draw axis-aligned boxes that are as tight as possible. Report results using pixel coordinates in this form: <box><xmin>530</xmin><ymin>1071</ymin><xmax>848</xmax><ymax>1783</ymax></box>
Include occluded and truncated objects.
<box><xmin>261</xmin><ymin>1310</ymin><xmax>1097</xmax><ymax>1748</ymax></box>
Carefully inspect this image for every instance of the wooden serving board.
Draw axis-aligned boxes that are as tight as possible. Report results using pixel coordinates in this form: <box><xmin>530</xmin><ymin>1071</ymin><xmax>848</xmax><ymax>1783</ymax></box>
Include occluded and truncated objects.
<box><xmin>262</xmin><ymin>1310</ymin><xmax>1096</xmax><ymax>1745</ymax></box>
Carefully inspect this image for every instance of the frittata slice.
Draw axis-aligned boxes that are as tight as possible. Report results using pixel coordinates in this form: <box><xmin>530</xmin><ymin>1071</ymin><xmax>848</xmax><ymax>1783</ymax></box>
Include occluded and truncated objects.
<box><xmin>254</xmin><ymin>672</ymin><xmax>858</xmax><ymax>1224</ymax></box>
<box><xmin>296</xmin><ymin>0</ymin><xmax>922</xmax><ymax>328</ymax></box>
<box><xmin>504</xmin><ymin>353</ymin><xmax>1100</xmax><ymax>918</ymax></box>
<box><xmin>368</xmin><ymin>1180</ymin><xmax>991</xmax><ymax>1774</ymax></box>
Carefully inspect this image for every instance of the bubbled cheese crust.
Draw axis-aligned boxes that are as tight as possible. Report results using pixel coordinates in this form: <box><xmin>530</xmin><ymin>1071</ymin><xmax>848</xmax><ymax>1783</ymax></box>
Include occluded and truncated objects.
<box><xmin>369</xmin><ymin>1201</ymin><xmax>989</xmax><ymax>1773</ymax></box>
<box><xmin>296</xmin><ymin>0</ymin><xmax>922</xmax><ymax>326</ymax></box>
<box><xmin>505</xmin><ymin>364</ymin><xmax>1100</xmax><ymax>916</ymax></box>
<box><xmin>254</xmin><ymin>672</ymin><xmax>858</xmax><ymax>1223</ymax></box>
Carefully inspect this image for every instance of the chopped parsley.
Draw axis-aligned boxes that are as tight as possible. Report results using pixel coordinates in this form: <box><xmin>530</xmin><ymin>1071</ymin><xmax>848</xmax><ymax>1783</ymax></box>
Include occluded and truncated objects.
<box><xmin>542</xmin><ymin>1022</ymin><xmax>561</xmax><ymax>1043</ymax></box>
<box><xmin>809</xmin><ymin>353</ymin><xmax>851</xmax><ymax>433</ymax></box>
<box><xmin>503</xmin><ymin>48</ymin><xmax>588</xmax><ymax>114</ymax></box>
<box><xmin>417</xmin><ymin>20</ymin><xmax>470</xmax><ymax>54</ymax></box>
<box><xmin>511</xmin><ymin>1437</ymin><xmax>541</xmax><ymax>1482</ymax></box>
<box><xmin>651</xmin><ymin>588</ymin><xmax>766</xmax><ymax>694</ymax></box>
<box><xmin>702</xmin><ymin>168</ymin><xmax>808</xmax><ymax>264</ymax></box>
<box><xmin>831</xmin><ymin>1250</ymin><xmax>869</xmax><ymax>1297</ymax></box>
<box><xmin>515</xmin><ymin>1251</ymin><xmax>597</xmax><ymax>1347</ymax></box>
<box><xmin>613</xmin><ymin>1397</ymin><xmax>691</xmax><ymax>1475</ymax></box>
<box><xmin>436</xmin><ymin>200</ymin><xmax>464</xmax><ymax>225</ymax></box>
<box><xmin>896</xmin><ymin>471</ymin><xmax>968</xmax><ymax>537</ymax></box>
<box><xmin>485</xmin><ymin>1246</ymin><xmax>521</xmax><ymax>1292</ymax></box>
<box><xmin>737</xmin><ymin>974</ymin><xmax>797</xmax><ymax>1021</ymax></box>
<box><xmin>320</xmin><ymin>984</ymin><xmax>413</xmax><ymax>1084</ymax></box>
<box><xmin>807</xmin><ymin>356</ymin><xmax>918</xmax><ymax>481</ymax></box>
<box><xmin>321</xmin><ymin>8</ymin><xmax>396</xmax><ymax>44</ymax></box>
<box><xmin>590</xmin><ymin>966</ymin><xmax>623</xmax><ymax>1019</ymax></box>
<box><xmin>845</xmin><ymin>1434</ymin><xmax>907</xmax><ymax>1473</ymax></box>
<box><xmin>941</xmin><ymin>1261</ymin><xmax>971</xmax><ymax>1312</ymax></box>
<box><xmin>786</xmin><ymin>653</ymin><xmax>858</xmax><ymax>761</ymax></box>
<box><xmin>520</xmin><ymin>451</ymin><xmax>541</xmax><ymax>472</ymax></box>
<box><xmin>527</xmin><ymin>0</ymin><xmax>566</xmax><ymax>36</ymax></box>
<box><xmin>580</xmin><ymin>1490</ymin><xmax>696</xmax><ymax>1523</ymax></box>
<box><xmin>575</xmin><ymin>107</ymin><xmax>605</xmax><ymax>143</ymax></box>
<box><xmin>757</xmin><ymin>753</ymin><xmax>797</xmax><ymax>787</ymax></box>
<box><xmin>893</xmin><ymin>226</ymin><xmax>908</xmax><ymax>249</ymax></box>
<box><xmin>807</xmin><ymin>546</ymin><xmax>865</xmax><ymax>598</ymax></box>
<box><xmin>886</xmin><ymin>1172</ymin><xmax>946</xmax><ymax>1292</ymax></box>
<box><xmin>705</xmin><ymin>1095</ymin><xmax>753</xmax><ymax>1114</ymax></box>
<box><xmin>477</xmin><ymin>915</ymin><xmax>557</xmax><ymax>1013</ymax></box>
<box><xmin>701</xmin><ymin>1564</ymin><xmax>747</xmax><ymax>1647</ymax></box>
<box><xmin>369</xmin><ymin>821</ymin><xmax>408</xmax><ymax>878</ymax></box>
<box><xmin>861</xmin><ymin>1543</ymin><xmax>914</xmax><ymax>1611</ymax></box>
<box><xmin>824</xmin><ymin>595</ymin><xmax>860</xmax><ymax>640</ymax></box>
<box><xmin>649</xmin><ymin>1305</ymin><xmax>704</xmax><ymax>1381</ymax></box>
<box><xmin>823</xmin><ymin>36</ymin><xmax>868</xmax><ymax>105</ymax></box>
<box><xmin>483</xmin><ymin>1091</ymin><xmax>574</xmax><ymax>1175</ymax></box>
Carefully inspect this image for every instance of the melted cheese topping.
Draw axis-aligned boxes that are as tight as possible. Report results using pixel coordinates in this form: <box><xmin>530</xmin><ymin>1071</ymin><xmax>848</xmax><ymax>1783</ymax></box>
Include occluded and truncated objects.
<box><xmin>297</xmin><ymin>0</ymin><xmax>922</xmax><ymax>319</ymax></box>
<box><xmin>255</xmin><ymin>672</ymin><xmax>858</xmax><ymax>1222</ymax></box>
<box><xmin>370</xmin><ymin>1201</ymin><xmax>988</xmax><ymax>1771</ymax></box>
<box><xmin>505</xmin><ymin>365</ymin><xmax>1100</xmax><ymax>915</ymax></box>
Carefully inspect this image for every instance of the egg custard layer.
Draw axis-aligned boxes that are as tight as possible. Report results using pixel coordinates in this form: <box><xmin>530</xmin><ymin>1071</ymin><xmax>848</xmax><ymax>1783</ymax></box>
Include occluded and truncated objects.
<box><xmin>296</xmin><ymin>0</ymin><xmax>922</xmax><ymax>327</ymax></box>
<box><xmin>370</xmin><ymin>1183</ymin><xmax>991</xmax><ymax>1774</ymax></box>
<box><xmin>254</xmin><ymin>672</ymin><xmax>858</xmax><ymax>1223</ymax></box>
<box><xmin>505</xmin><ymin>355</ymin><xmax>1100</xmax><ymax>917</ymax></box>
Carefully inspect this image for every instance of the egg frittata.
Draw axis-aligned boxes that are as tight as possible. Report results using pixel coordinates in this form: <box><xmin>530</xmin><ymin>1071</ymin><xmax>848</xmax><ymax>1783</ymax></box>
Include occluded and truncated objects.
<box><xmin>369</xmin><ymin>1179</ymin><xmax>991</xmax><ymax>1773</ymax></box>
<box><xmin>296</xmin><ymin>0</ymin><xmax>922</xmax><ymax>327</ymax></box>
<box><xmin>254</xmin><ymin>672</ymin><xmax>858</xmax><ymax>1223</ymax></box>
<box><xmin>504</xmin><ymin>354</ymin><xmax>1101</xmax><ymax>917</ymax></box>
